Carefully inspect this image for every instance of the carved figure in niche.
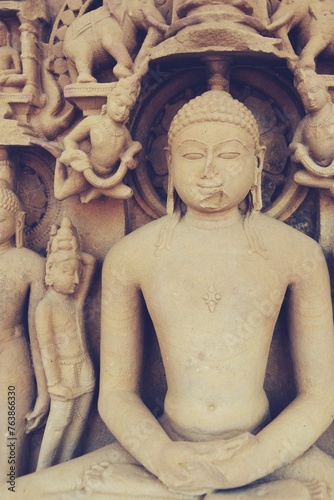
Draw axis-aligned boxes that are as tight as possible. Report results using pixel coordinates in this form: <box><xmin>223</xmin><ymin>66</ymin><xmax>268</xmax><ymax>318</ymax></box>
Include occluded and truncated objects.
<box><xmin>0</xmin><ymin>181</ymin><xmax>48</xmax><ymax>483</ymax></box>
<box><xmin>54</xmin><ymin>76</ymin><xmax>142</xmax><ymax>203</ymax></box>
<box><xmin>267</xmin><ymin>0</ymin><xmax>334</xmax><ymax>70</ymax></box>
<box><xmin>63</xmin><ymin>0</ymin><xmax>167</xmax><ymax>84</ymax></box>
<box><xmin>290</xmin><ymin>69</ymin><xmax>334</xmax><ymax>192</ymax></box>
<box><xmin>93</xmin><ymin>91</ymin><xmax>334</xmax><ymax>498</ymax></box>
<box><xmin>36</xmin><ymin>217</ymin><xmax>96</xmax><ymax>470</ymax></box>
<box><xmin>0</xmin><ymin>20</ymin><xmax>25</xmax><ymax>89</ymax></box>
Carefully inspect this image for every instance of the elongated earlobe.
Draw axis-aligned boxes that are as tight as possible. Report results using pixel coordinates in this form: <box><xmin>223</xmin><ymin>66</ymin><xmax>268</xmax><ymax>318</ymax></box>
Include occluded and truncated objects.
<box><xmin>164</xmin><ymin>147</ymin><xmax>175</xmax><ymax>215</ymax></box>
<box><xmin>250</xmin><ymin>146</ymin><xmax>265</xmax><ymax>213</ymax></box>
<box><xmin>15</xmin><ymin>211</ymin><xmax>25</xmax><ymax>249</ymax></box>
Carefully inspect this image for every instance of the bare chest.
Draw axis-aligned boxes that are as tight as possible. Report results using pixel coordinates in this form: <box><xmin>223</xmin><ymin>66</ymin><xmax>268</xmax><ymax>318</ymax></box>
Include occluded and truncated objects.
<box><xmin>303</xmin><ymin>122</ymin><xmax>334</xmax><ymax>165</ymax></box>
<box><xmin>90</xmin><ymin>127</ymin><xmax>127</xmax><ymax>168</ymax></box>
<box><xmin>142</xmin><ymin>245</ymin><xmax>285</xmax><ymax>349</ymax></box>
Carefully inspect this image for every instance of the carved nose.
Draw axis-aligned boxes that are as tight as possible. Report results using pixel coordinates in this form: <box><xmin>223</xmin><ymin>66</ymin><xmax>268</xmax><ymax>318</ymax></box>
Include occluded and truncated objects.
<box><xmin>201</xmin><ymin>151</ymin><xmax>215</xmax><ymax>178</ymax></box>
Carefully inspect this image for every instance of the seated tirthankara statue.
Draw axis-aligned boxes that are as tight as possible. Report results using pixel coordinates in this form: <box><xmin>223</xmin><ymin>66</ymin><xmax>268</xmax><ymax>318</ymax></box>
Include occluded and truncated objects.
<box><xmin>0</xmin><ymin>182</ymin><xmax>48</xmax><ymax>484</ymax></box>
<box><xmin>8</xmin><ymin>91</ymin><xmax>334</xmax><ymax>500</ymax></box>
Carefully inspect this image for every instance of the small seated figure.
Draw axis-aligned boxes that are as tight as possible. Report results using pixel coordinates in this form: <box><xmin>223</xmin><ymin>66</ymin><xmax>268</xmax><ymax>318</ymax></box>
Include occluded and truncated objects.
<box><xmin>35</xmin><ymin>217</ymin><xmax>96</xmax><ymax>470</ymax></box>
<box><xmin>54</xmin><ymin>77</ymin><xmax>142</xmax><ymax>204</ymax></box>
<box><xmin>0</xmin><ymin>20</ymin><xmax>26</xmax><ymax>89</ymax></box>
<box><xmin>0</xmin><ymin>181</ymin><xmax>48</xmax><ymax>483</ymax></box>
<box><xmin>290</xmin><ymin>69</ymin><xmax>334</xmax><ymax>194</ymax></box>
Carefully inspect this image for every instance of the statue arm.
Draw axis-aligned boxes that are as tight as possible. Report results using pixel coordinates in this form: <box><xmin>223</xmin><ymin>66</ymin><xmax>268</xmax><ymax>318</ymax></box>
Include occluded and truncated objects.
<box><xmin>210</xmin><ymin>241</ymin><xmax>334</xmax><ymax>489</ymax></box>
<box><xmin>99</xmin><ymin>247</ymin><xmax>172</xmax><ymax>475</ymax></box>
<box><xmin>35</xmin><ymin>300</ymin><xmax>61</xmax><ymax>388</ymax></box>
<box><xmin>296</xmin><ymin>146</ymin><xmax>334</xmax><ymax>177</ymax></box>
<box><xmin>121</xmin><ymin>131</ymin><xmax>142</xmax><ymax>169</ymax></box>
<box><xmin>12</xmin><ymin>50</ymin><xmax>22</xmax><ymax>74</ymax></box>
<box><xmin>63</xmin><ymin>117</ymin><xmax>95</xmax><ymax>151</ymax></box>
<box><xmin>75</xmin><ymin>251</ymin><xmax>96</xmax><ymax>305</ymax></box>
<box><xmin>290</xmin><ymin>123</ymin><xmax>334</xmax><ymax>177</ymax></box>
<box><xmin>25</xmin><ymin>264</ymin><xmax>50</xmax><ymax>432</ymax></box>
<box><xmin>34</xmin><ymin>298</ymin><xmax>73</xmax><ymax>401</ymax></box>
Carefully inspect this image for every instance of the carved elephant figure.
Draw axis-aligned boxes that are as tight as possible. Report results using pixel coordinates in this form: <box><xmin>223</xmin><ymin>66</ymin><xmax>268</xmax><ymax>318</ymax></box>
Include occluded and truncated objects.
<box><xmin>63</xmin><ymin>0</ymin><xmax>167</xmax><ymax>83</ymax></box>
<box><xmin>267</xmin><ymin>0</ymin><xmax>334</xmax><ymax>69</ymax></box>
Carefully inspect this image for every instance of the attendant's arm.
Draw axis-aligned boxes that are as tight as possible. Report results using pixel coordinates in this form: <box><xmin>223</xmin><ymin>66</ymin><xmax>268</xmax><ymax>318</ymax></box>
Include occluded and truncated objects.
<box><xmin>214</xmin><ymin>241</ymin><xmax>334</xmax><ymax>488</ymax></box>
<box><xmin>63</xmin><ymin>117</ymin><xmax>94</xmax><ymax>151</ymax></box>
<box><xmin>121</xmin><ymin>130</ymin><xmax>142</xmax><ymax>169</ymax></box>
<box><xmin>99</xmin><ymin>246</ymin><xmax>172</xmax><ymax>475</ymax></box>
<box><xmin>34</xmin><ymin>299</ymin><xmax>72</xmax><ymax>401</ymax></box>
<box><xmin>25</xmin><ymin>260</ymin><xmax>49</xmax><ymax>432</ymax></box>
<box><xmin>75</xmin><ymin>252</ymin><xmax>96</xmax><ymax>305</ymax></box>
<box><xmin>59</xmin><ymin>118</ymin><xmax>96</xmax><ymax>171</ymax></box>
<box><xmin>290</xmin><ymin>123</ymin><xmax>334</xmax><ymax>176</ymax></box>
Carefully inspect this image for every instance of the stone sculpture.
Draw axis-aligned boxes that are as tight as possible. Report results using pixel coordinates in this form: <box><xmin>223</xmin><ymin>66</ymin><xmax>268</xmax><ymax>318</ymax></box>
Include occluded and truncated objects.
<box><xmin>8</xmin><ymin>88</ymin><xmax>334</xmax><ymax>500</ymax></box>
<box><xmin>54</xmin><ymin>76</ymin><xmax>142</xmax><ymax>203</ymax></box>
<box><xmin>63</xmin><ymin>0</ymin><xmax>167</xmax><ymax>84</ymax></box>
<box><xmin>35</xmin><ymin>217</ymin><xmax>96</xmax><ymax>470</ymax></box>
<box><xmin>0</xmin><ymin>181</ymin><xmax>48</xmax><ymax>484</ymax></box>
<box><xmin>290</xmin><ymin>69</ymin><xmax>334</xmax><ymax>192</ymax></box>
<box><xmin>90</xmin><ymin>91</ymin><xmax>334</xmax><ymax>497</ymax></box>
<box><xmin>267</xmin><ymin>0</ymin><xmax>334</xmax><ymax>70</ymax></box>
<box><xmin>2</xmin><ymin>0</ymin><xmax>334</xmax><ymax>498</ymax></box>
<box><xmin>0</xmin><ymin>20</ymin><xmax>25</xmax><ymax>89</ymax></box>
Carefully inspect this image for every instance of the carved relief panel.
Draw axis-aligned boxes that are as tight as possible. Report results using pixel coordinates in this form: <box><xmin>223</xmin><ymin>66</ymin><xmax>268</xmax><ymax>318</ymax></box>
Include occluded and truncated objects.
<box><xmin>0</xmin><ymin>1</ymin><xmax>334</xmax><ymax>498</ymax></box>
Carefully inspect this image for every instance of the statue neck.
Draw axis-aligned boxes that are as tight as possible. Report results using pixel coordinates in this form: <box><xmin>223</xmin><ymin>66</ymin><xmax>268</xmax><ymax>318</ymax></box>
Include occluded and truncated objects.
<box><xmin>0</xmin><ymin>239</ymin><xmax>14</xmax><ymax>254</ymax></box>
<box><xmin>308</xmin><ymin>101</ymin><xmax>333</xmax><ymax>125</ymax></box>
<box><xmin>184</xmin><ymin>206</ymin><xmax>243</xmax><ymax>230</ymax></box>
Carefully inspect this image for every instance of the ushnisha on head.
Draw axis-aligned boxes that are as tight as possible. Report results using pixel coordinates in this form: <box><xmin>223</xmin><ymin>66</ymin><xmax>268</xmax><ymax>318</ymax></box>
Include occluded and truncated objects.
<box><xmin>45</xmin><ymin>217</ymin><xmax>81</xmax><ymax>293</ymax></box>
<box><xmin>157</xmin><ymin>91</ymin><xmax>267</xmax><ymax>256</ymax></box>
<box><xmin>0</xmin><ymin>180</ymin><xmax>25</xmax><ymax>248</ymax></box>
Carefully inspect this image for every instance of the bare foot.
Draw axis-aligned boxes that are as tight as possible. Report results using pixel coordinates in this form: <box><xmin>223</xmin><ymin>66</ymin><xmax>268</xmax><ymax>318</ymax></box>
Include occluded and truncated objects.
<box><xmin>206</xmin><ymin>479</ymin><xmax>324</xmax><ymax>500</ymax></box>
<box><xmin>304</xmin><ymin>480</ymin><xmax>330</xmax><ymax>500</ymax></box>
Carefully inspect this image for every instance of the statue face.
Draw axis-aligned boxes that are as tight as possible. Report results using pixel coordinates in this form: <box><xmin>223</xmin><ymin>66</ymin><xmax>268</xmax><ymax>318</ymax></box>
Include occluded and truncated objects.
<box><xmin>169</xmin><ymin>121</ymin><xmax>259</xmax><ymax>213</ymax></box>
<box><xmin>298</xmin><ymin>79</ymin><xmax>330</xmax><ymax>113</ymax></box>
<box><xmin>50</xmin><ymin>258</ymin><xmax>80</xmax><ymax>295</ymax></box>
<box><xmin>107</xmin><ymin>92</ymin><xmax>133</xmax><ymax>124</ymax></box>
<box><xmin>0</xmin><ymin>207</ymin><xmax>16</xmax><ymax>245</ymax></box>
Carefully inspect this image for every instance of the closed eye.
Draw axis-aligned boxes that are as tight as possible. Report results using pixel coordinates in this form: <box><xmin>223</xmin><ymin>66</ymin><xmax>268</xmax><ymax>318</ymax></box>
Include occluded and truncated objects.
<box><xmin>219</xmin><ymin>152</ymin><xmax>240</xmax><ymax>159</ymax></box>
<box><xmin>183</xmin><ymin>153</ymin><xmax>205</xmax><ymax>160</ymax></box>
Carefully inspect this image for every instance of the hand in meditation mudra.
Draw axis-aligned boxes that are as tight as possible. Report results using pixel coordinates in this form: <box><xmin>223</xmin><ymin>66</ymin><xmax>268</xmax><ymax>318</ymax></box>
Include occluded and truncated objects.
<box><xmin>97</xmin><ymin>90</ymin><xmax>334</xmax><ymax>499</ymax></box>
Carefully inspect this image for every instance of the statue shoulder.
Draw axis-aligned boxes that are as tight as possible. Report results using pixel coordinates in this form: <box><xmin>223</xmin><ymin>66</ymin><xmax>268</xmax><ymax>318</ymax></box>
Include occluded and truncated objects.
<box><xmin>15</xmin><ymin>247</ymin><xmax>45</xmax><ymax>267</ymax></box>
<box><xmin>103</xmin><ymin>218</ymin><xmax>167</xmax><ymax>286</ymax></box>
<box><xmin>256</xmin><ymin>213</ymin><xmax>323</xmax><ymax>260</ymax></box>
<box><xmin>104</xmin><ymin>217</ymin><xmax>168</xmax><ymax>264</ymax></box>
